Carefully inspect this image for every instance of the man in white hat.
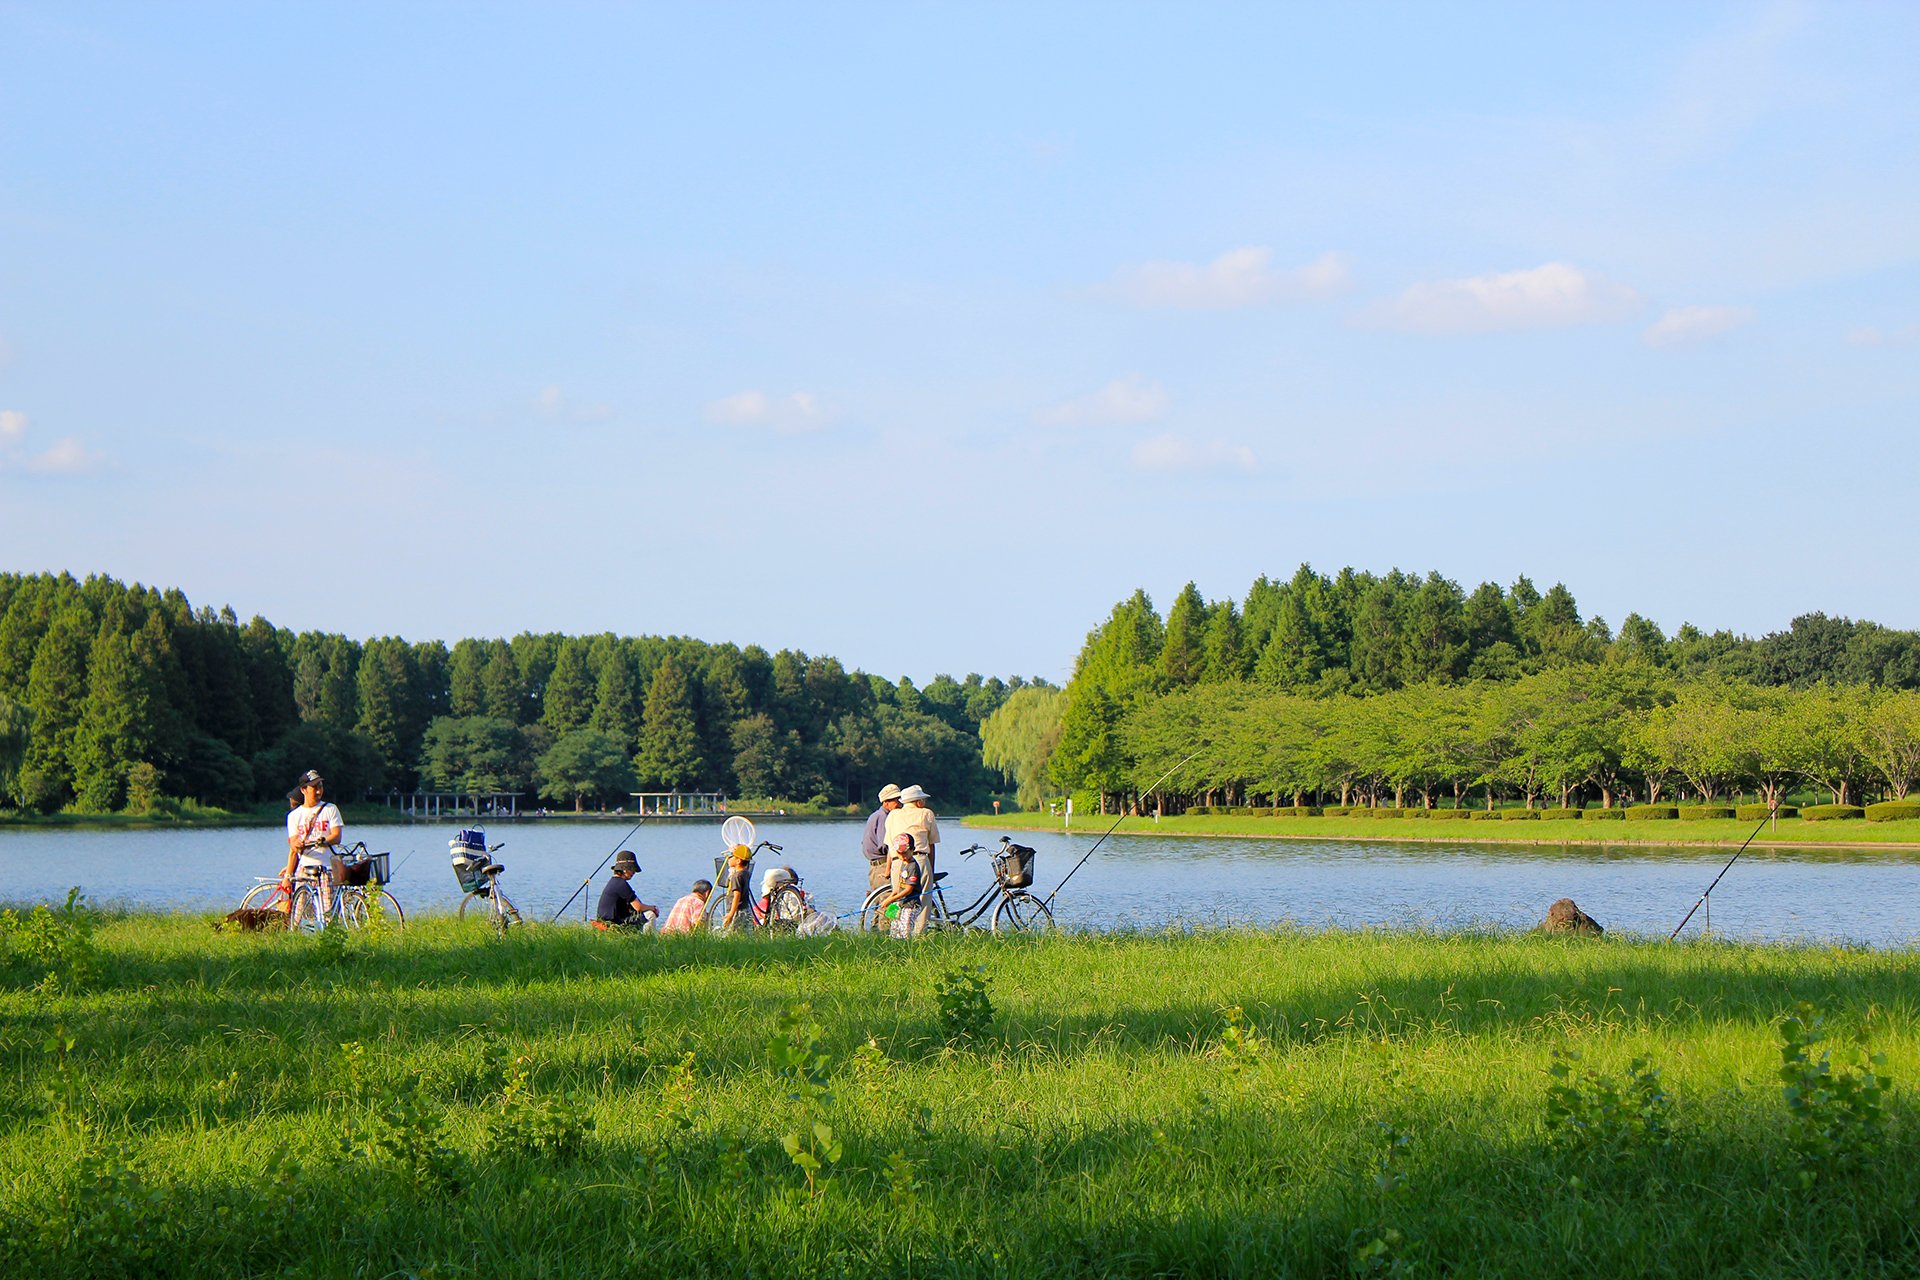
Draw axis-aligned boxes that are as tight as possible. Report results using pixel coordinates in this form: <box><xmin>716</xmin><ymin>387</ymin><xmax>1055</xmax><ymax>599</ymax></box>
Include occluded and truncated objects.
<box><xmin>861</xmin><ymin>783</ymin><xmax>903</xmax><ymax>892</ymax></box>
<box><xmin>884</xmin><ymin>783</ymin><xmax>939</xmax><ymax>896</ymax></box>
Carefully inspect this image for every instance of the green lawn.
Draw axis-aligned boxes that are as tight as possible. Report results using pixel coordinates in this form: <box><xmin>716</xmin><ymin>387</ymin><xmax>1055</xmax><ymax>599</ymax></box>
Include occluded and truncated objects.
<box><xmin>2</xmin><ymin>910</ymin><xmax>1916</xmax><ymax>1277</ymax></box>
<box><xmin>966</xmin><ymin>811</ymin><xmax>1920</xmax><ymax>848</ymax></box>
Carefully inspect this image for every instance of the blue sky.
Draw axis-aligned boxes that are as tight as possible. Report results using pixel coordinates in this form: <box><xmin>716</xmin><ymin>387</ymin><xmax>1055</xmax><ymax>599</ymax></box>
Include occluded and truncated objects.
<box><xmin>1</xmin><ymin>2</ymin><xmax>1915</xmax><ymax>684</ymax></box>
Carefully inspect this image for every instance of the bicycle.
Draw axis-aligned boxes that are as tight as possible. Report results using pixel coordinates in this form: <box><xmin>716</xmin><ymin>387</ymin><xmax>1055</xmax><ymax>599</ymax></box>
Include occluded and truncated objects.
<box><xmin>858</xmin><ymin>837</ymin><xmax>1053</xmax><ymax>935</ymax></box>
<box><xmin>704</xmin><ymin>841</ymin><xmax>808</xmax><ymax>933</ymax></box>
<box><xmin>283</xmin><ymin>842</ymin><xmax>406</xmax><ymax>933</ymax></box>
<box><xmin>454</xmin><ymin>840</ymin><xmax>523</xmax><ymax>933</ymax></box>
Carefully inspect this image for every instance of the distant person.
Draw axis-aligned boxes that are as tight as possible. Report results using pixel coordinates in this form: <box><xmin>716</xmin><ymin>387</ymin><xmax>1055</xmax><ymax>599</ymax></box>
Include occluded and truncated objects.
<box><xmin>596</xmin><ymin>851</ymin><xmax>659</xmax><ymax>930</ymax></box>
<box><xmin>862</xmin><ymin>783</ymin><xmax>903</xmax><ymax>893</ymax></box>
<box><xmin>281</xmin><ymin>770</ymin><xmax>342</xmax><ymax>910</ymax></box>
<box><xmin>660</xmin><ymin>879</ymin><xmax>712</xmax><ymax>934</ymax></box>
<box><xmin>885</xmin><ymin>783</ymin><xmax>939</xmax><ymax>883</ymax></box>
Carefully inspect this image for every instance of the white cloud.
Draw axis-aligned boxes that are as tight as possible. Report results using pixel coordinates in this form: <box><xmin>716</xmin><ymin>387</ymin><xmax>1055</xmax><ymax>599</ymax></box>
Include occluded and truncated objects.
<box><xmin>26</xmin><ymin>437</ymin><xmax>105</xmax><ymax>474</ymax></box>
<box><xmin>1355</xmin><ymin>262</ymin><xmax>1645</xmax><ymax>335</ymax></box>
<box><xmin>1109</xmin><ymin>247</ymin><xmax>1351</xmax><ymax>310</ymax></box>
<box><xmin>1846</xmin><ymin>322</ymin><xmax>1919</xmax><ymax>348</ymax></box>
<box><xmin>0</xmin><ymin>410</ymin><xmax>25</xmax><ymax>443</ymax></box>
<box><xmin>531</xmin><ymin>383</ymin><xmax>612</xmax><ymax>423</ymax></box>
<box><xmin>1641</xmin><ymin>305</ymin><xmax>1754</xmax><ymax>348</ymax></box>
<box><xmin>1035</xmin><ymin>374</ymin><xmax>1170</xmax><ymax>428</ymax></box>
<box><xmin>702</xmin><ymin>389</ymin><xmax>838</xmax><ymax>434</ymax></box>
<box><xmin>1130</xmin><ymin>433</ymin><xmax>1258</xmax><ymax>474</ymax></box>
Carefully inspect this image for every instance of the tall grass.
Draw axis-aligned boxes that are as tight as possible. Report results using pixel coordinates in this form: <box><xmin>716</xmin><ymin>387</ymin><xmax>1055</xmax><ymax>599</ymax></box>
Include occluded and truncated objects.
<box><xmin>2</xmin><ymin>908</ymin><xmax>1916</xmax><ymax>1277</ymax></box>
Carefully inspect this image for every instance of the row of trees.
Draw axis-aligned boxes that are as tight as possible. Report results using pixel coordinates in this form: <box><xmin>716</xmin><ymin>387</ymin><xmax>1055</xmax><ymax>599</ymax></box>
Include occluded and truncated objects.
<box><xmin>980</xmin><ymin>572</ymin><xmax>1920</xmax><ymax>813</ymax></box>
<box><xmin>0</xmin><ymin>572</ymin><xmax>1043</xmax><ymax>814</ymax></box>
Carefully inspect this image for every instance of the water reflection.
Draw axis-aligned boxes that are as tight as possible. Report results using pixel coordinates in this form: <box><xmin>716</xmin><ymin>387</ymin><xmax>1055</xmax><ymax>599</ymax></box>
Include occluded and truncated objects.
<box><xmin>2</xmin><ymin>819</ymin><xmax>1915</xmax><ymax>946</ymax></box>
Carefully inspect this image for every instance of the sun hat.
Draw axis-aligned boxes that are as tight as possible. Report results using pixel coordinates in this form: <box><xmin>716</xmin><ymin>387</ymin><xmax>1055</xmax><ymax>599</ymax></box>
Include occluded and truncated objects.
<box><xmin>899</xmin><ymin>784</ymin><xmax>931</xmax><ymax>803</ymax></box>
<box><xmin>877</xmin><ymin>783</ymin><xmax>902</xmax><ymax>803</ymax></box>
<box><xmin>612</xmin><ymin>851</ymin><xmax>640</xmax><ymax>873</ymax></box>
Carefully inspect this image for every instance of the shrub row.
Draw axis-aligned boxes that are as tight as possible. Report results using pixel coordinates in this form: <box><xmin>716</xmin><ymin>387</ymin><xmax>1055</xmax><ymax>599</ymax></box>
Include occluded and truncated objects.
<box><xmin>1866</xmin><ymin>801</ymin><xmax>1920</xmax><ymax>822</ymax></box>
<box><xmin>1677</xmin><ymin>806</ymin><xmax>1735</xmax><ymax>821</ymax></box>
<box><xmin>1172</xmin><ymin>801</ymin><xmax>1905</xmax><ymax>823</ymax></box>
<box><xmin>1627</xmin><ymin>806</ymin><xmax>1678</xmax><ymax>820</ymax></box>
<box><xmin>1734</xmin><ymin>804</ymin><xmax>1800</xmax><ymax>820</ymax></box>
<box><xmin>1802</xmin><ymin>804</ymin><xmax>1866</xmax><ymax>821</ymax></box>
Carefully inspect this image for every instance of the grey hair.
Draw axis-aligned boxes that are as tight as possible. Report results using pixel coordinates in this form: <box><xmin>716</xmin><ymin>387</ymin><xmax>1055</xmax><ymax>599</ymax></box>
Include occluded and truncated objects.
<box><xmin>691</xmin><ymin>878</ymin><xmax>713</xmax><ymax>895</ymax></box>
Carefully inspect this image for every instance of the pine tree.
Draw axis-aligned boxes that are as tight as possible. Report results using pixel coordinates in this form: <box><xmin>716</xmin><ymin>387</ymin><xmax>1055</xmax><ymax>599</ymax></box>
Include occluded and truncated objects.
<box><xmin>634</xmin><ymin>655</ymin><xmax>706</xmax><ymax>789</ymax></box>
<box><xmin>23</xmin><ymin>599</ymin><xmax>96</xmax><ymax>798</ymax></box>
<box><xmin>1200</xmin><ymin>601</ymin><xmax>1244</xmax><ymax>683</ymax></box>
<box><xmin>588</xmin><ymin>637</ymin><xmax>640</xmax><ymax>749</ymax></box>
<box><xmin>448</xmin><ymin>639</ymin><xmax>488</xmax><ymax>717</ymax></box>
<box><xmin>318</xmin><ymin>638</ymin><xmax>361</xmax><ymax>727</ymax></box>
<box><xmin>241</xmin><ymin>616</ymin><xmax>296</xmax><ymax>753</ymax></box>
<box><xmin>71</xmin><ymin>629</ymin><xmax>160</xmax><ymax>811</ymax></box>
<box><xmin>357</xmin><ymin>637</ymin><xmax>424</xmax><ymax>789</ymax></box>
<box><xmin>542</xmin><ymin>639</ymin><xmax>596</xmax><ymax>735</ymax></box>
<box><xmin>482</xmin><ymin>639</ymin><xmax>525</xmax><ymax>722</ymax></box>
<box><xmin>1161</xmin><ymin>583</ymin><xmax>1206</xmax><ymax>688</ymax></box>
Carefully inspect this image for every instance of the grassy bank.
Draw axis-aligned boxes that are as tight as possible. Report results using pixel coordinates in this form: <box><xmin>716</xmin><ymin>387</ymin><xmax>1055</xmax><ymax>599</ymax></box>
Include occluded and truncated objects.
<box><xmin>2</xmin><ymin>910</ymin><xmax>1917</xmax><ymax>1277</ymax></box>
<box><xmin>0</xmin><ymin>801</ymin><xmax>399</xmax><ymax>831</ymax></box>
<box><xmin>965</xmin><ymin>810</ymin><xmax>1920</xmax><ymax>849</ymax></box>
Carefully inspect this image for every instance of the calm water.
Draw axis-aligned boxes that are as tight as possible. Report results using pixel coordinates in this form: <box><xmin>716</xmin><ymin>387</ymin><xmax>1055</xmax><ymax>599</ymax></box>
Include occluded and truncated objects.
<box><xmin>2</xmin><ymin>818</ymin><xmax>1917</xmax><ymax>945</ymax></box>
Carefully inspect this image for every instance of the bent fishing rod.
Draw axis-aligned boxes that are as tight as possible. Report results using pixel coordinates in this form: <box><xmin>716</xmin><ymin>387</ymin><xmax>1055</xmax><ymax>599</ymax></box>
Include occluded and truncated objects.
<box><xmin>550</xmin><ymin>817</ymin><xmax>646</xmax><ymax>923</ymax></box>
<box><xmin>1044</xmin><ymin>748</ymin><xmax>1204</xmax><ymax>910</ymax></box>
<box><xmin>1667</xmin><ymin>805</ymin><xmax>1776</xmax><ymax>941</ymax></box>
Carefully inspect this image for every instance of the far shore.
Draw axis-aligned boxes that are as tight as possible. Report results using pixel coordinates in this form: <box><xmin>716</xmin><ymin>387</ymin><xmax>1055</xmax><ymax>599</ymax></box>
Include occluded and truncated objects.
<box><xmin>961</xmin><ymin>810</ymin><xmax>1920</xmax><ymax>852</ymax></box>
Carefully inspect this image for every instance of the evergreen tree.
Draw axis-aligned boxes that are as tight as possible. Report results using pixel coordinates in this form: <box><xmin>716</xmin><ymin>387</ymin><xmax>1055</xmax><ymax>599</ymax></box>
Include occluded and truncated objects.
<box><xmin>542</xmin><ymin>638</ymin><xmax>596</xmax><ymax>735</ymax></box>
<box><xmin>241</xmin><ymin>616</ymin><xmax>296</xmax><ymax>753</ymax></box>
<box><xmin>318</xmin><ymin>637</ymin><xmax>360</xmax><ymax>727</ymax></box>
<box><xmin>357</xmin><ymin>637</ymin><xmax>425</xmax><ymax>789</ymax></box>
<box><xmin>71</xmin><ymin>628</ymin><xmax>160</xmax><ymax>811</ymax></box>
<box><xmin>1254</xmin><ymin>594</ymin><xmax>1323</xmax><ymax>690</ymax></box>
<box><xmin>1200</xmin><ymin>601</ymin><xmax>1245</xmax><ymax>683</ymax></box>
<box><xmin>588</xmin><ymin>637</ymin><xmax>640</xmax><ymax>749</ymax></box>
<box><xmin>1160</xmin><ymin>582</ymin><xmax>1206</xmax><ymax>688</ymax></box>
<box><xmin>0</xmin><ymin>579</ymin><xmax>59</xmax><ymax>703</ymax></box>
<box><xmin>23</xmin><ymin>599</ymin><xmax>95</xmax><ymax>798</ymax></box>
<box><xmin>482</xmin><ymin>639</ymin><xmax>525</xmax><ymax>721</ymax></box>
<box><xmin>448</xmin><ymin>639</ymin><xmax>488</xmax><ymax>717</ymax></box>
<box><xmin>635</xmin><ymin>655</ymin><xmax>706</xmax><ymax>789</ymax></box>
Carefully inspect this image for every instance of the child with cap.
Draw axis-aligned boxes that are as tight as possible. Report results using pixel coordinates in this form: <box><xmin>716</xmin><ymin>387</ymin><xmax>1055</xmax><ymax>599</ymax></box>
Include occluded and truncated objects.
<box><xmin>596</xmin><ymin>851</ymin><xmax>659</xmax><ymax>930</ymax></box>
<box><xmin>720</xmin><ymin>844</ymin><xmax>753</xmax><ymax>929</ymax></box>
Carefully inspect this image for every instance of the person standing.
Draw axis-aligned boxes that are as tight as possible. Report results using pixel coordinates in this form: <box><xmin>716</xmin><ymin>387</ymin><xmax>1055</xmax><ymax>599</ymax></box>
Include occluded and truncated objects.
<box><xmin>596</xmin><ymin>851</ymin><xmax>660</xmax><ymax>929</ymax></box>
<box><xmin>885</xmin><ymin>783</ymin><xmax>939</xmax><ymax>893</ymax></box>
<box><xmin>281</xmin><ymin>769</ymin><xmax>342</xmax><ymax>912</ymax></box>
<box><xmin>862</xmin><ymin>783</ymin><xmax>903</xmax><ymax>892</ymax></box>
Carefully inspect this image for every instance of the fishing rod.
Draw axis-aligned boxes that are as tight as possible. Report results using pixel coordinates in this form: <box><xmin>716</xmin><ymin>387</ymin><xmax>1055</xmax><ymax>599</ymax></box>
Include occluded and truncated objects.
<box><xmin>1667</xmin><ymin>805</ymin><xmax>1776</xmax><ymax>941</ymax></box>
<box><xmin>549</xmin><ymin>818</ymin><xmax>646</xmax><ymax>923</ymax></box>
<box><xmin>1044</xmin><ymin>748</ymin><xmax>1204</xmax><ymax>910</ymax></box>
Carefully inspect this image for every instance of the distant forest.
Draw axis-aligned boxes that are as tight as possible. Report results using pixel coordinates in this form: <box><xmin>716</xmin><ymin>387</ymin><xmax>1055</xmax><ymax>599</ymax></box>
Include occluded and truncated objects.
<box><xmin>0</xmin><ymin>572</ymin><xmax>1047</xmax><ymax>815</ymax></box>
<box><xmin>991</xmin><ymin>566</ymin><xmax>1920</xmax><ymax>813</ymax></box>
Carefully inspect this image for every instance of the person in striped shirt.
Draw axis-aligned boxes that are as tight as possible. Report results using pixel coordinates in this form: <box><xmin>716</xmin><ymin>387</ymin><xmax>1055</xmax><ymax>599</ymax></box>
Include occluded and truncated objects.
<box><xmin>660</xmin><ymin>879</ymin><xmax>713</xmax><ymax>934</ymax></box>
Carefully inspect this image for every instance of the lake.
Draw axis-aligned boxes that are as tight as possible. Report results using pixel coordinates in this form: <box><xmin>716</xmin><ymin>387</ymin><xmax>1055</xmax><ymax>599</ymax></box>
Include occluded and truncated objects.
<box><xmin>2</xmin><ymin>817</ymin><xmax>1916</xmax><ymax>944</ymax></box>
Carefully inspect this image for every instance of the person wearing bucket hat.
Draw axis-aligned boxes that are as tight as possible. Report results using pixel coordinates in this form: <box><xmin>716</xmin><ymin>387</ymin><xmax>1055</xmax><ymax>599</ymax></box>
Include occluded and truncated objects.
<box><xmin>884</xmin><ymin>783</ymin><xmax>939</xmax><ymax>893</ymax></box>
<box><xmin>596</xmin><ymin>851</ymin><xmax>660</xmax><ymax>930</ymax></box>
<box><xmin>861</xmin><ymin>783</ymin><xmax>904</xmax><ymax>892</ymax></box>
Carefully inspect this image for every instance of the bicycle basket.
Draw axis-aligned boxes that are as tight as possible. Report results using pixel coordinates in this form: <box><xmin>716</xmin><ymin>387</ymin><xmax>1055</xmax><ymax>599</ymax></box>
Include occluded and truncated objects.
<box><xmin>992</xmin><ymin>843</ymin><xmax>1036</xmax><ymax>889</ymax></box>
<box><xmin>450</xmin><ymin>850</ymin><xmax>490</xmax><ymax>896</ymax></box>
<box><xmin>332</xmin><ymin>853</ymin><xmax>388</xmax><ymax>887</ymax></box>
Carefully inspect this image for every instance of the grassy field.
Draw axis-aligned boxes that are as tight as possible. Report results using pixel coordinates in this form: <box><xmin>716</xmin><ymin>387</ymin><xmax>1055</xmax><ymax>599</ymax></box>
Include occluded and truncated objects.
<box><xmin>2</xmin><ymin>907</ymin><xmax>1916</xmax><ymax>1278</ymax></box>
<box><xmin>965</xmin><ymin>810</ymin><xmax>1920</xmax><ymax>849</ymax></box>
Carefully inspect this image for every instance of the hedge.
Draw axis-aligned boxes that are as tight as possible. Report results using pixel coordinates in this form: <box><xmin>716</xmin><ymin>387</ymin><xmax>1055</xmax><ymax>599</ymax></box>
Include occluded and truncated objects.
<box><xmin>1539</xmin><ymin>808</ymin><xmax>1583</xmax><ymax>821</ymax></box>
<box><xmin>1320</xmin><ymin>806</ymin><xmax>1350</xmax><ymax>817</ymax></box>
<box><xmin>1734</xmin><ymin>804</ymin><xmax>1798</xmax><ymax>820</ymax></box>
<box><xmin>1628</xmin><ymin>806</ymin><xmax>1678</xmax><ymax>820</ymax></box>
<box><xmin>1431</xmin><ymin>810</ymin><xmax>1474</xmax><ymax>820</ymax></box>
<box><xmin>1375</xmin><ymin>808</ymin><xmax>1407</xmax><ymax>819</ymax></box>
<box><xmin>1678</xmin><ymin>806</ymin><xmax>1735</xmax><ymax>821</ymax></box>
<box><xmin>1586</xmin><ymin>809</ymin><xmax>1626</xmax><ymax>821</ymax></box>
<box><xmin>1866</xmin><ymin>801</ymin><xmax>1920</xmax><ymax>822</ymax></box>
<box><xmin>1500</xmin><ymin>808</ymin><xmax>1540</xmax><ymax>821</ymax></box>
<box><xmin>1403</xmin><ymin>809</ymin><xmax>1430</xmax><ymax>819</ymax></box>
<box><xmin>1802</xmin><ymin>804</ymin><xmax>1866</xmax><ymax>821</ymax></box>
<box><xmin>1187</xmin><ymin>806</ymin><xmax>1212</xmax><ymax>816</ymax></box>
<box><xmin>1470</xmin><ymin>810</ymin><xmax>1502</xmax><ymax>820</ymax></box>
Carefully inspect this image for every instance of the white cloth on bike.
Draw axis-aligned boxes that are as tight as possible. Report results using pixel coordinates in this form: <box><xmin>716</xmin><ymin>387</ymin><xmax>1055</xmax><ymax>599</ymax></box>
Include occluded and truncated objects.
<box><xmin>287</xmin><ymin>802</ymin><xmax>342</xmax><ymax>870</ymax></box>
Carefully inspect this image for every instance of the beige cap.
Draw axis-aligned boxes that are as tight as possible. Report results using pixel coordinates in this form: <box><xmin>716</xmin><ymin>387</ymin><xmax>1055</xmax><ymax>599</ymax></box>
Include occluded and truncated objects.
<box><xmin>877</xmin><ymin>783</ymin><xmax>902</xmax><ymax>802</ymax></box>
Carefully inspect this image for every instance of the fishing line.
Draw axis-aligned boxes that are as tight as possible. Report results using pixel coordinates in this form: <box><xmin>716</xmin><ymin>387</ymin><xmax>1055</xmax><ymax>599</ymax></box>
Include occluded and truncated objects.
<box><xmin>1667</xmin><ymin>806</ymin><xmax>1775</xmax><ymax>941</ymax></box>
<box><xmin>550</xmin><ymin>818</ymin><xmax>646</xmax><ymax>923</ymax></box>
<box><xmin>1044</xmin><ymin>748</ymin><xmax>1204</xmax><ymax>910</ymax></box>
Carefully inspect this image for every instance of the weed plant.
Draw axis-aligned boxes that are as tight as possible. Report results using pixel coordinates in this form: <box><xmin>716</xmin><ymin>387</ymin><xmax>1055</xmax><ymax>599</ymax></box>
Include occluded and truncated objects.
<box><xmin>0</xmin><ymin>907</ymin><xmax>1917</xmax><ymax>1277</ymax></box>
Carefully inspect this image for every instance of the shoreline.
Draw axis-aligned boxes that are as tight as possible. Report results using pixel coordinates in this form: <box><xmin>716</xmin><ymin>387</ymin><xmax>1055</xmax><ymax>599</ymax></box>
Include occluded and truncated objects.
<box><xmin>961</xmin><ymin>812</ymin><xmax>1920</xmax><ymax>853</ymax></box>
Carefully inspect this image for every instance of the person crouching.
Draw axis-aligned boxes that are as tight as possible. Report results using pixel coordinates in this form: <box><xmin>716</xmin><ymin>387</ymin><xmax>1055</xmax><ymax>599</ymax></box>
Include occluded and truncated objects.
<box><xmin>659</xmin><ymin>879</ymin><xmax>713</xmax><ymax>934</ymax></box>
<box><xmin>596</xmin><ymin>851</ymin><xmax>659</xmax><ymax>930</ymax></box>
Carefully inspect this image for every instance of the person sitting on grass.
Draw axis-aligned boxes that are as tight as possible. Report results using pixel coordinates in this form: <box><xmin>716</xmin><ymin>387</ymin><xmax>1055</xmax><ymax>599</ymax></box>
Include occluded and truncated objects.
<box><xmin>659</xmin><ymin>879</ymin><xmax>712</xmax><ymax>934</ymax></box>
<box><xmin>596</xmin><ymin>851</ymin><xmax>660</xmax><ymax>930</ymax></box>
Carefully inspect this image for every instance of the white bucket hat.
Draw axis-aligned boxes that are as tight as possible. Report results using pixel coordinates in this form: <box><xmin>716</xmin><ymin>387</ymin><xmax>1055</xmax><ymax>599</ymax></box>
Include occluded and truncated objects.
<box><xmin>877</xmin><ymin>783</ymin><xmax>903</xmax><ymax>802</ymax></box>
<box><xmin>899</xmin><ymin>784</ymin><xmax>931</xmax><ymax>803</ymax></box>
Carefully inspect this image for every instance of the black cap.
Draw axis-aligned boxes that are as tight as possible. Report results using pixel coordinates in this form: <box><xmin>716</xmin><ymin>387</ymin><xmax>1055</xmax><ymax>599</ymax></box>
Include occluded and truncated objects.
<box><xmin>298</xmin><ymin>769</ymin><xmax>325</xmax><ymax>787</ymax></box>
<box><xmin>612</xmin><ymin>851</ymin><xmax>640</xmax><ymax>873</ymax></box>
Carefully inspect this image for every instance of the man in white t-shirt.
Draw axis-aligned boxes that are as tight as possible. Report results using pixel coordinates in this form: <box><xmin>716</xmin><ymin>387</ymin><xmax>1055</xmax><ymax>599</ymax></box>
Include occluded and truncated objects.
<box><xmin>281</xmin><ymin>769</ymin><xmax>343</xmax><ymax>908</ymax></box>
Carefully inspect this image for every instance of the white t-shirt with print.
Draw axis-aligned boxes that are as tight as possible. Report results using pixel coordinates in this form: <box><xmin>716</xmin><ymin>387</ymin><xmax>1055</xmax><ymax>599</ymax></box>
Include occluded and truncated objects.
<box><xmin>287</xmin><ymin>802</ymin><xmax>343</xmax><ymax>870</ymax></box>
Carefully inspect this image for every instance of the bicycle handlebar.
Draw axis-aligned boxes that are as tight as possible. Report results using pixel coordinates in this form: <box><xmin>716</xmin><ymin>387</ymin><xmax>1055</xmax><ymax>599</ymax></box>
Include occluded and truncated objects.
<box><xmin>756</xmin><ymin>840</ymin><xmax>783</xmax><ymax>854</ymax></box>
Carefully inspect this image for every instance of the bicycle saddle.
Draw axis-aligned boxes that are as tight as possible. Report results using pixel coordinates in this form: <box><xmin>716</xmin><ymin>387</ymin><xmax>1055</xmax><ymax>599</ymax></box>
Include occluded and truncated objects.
<box><xmin>483</xmin><ymin>863</ymin><xmax>505</xmax><ymax>876</ymax></box>
<box><xmin>932</xmin><ymin>871</ymin><xmax>949</xmax><ymax>882</ymax></box>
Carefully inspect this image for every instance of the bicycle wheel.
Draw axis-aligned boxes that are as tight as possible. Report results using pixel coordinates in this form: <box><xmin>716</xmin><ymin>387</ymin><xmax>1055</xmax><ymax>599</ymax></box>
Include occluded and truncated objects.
<box><xmin>239</xmin><ymin>882</ymin><xmax>288</xmax><ymax>913</ymax></box>
<box><xmin>286</xmin><ymin>883</ymin><xmax>325</xmax><ymax>934</ymax></box>
<box><xmin>371</xmin><ymin>889</ymin><xmax>406</xmax><ymax>930</ymax></box>
<box><xmin>857</xmin><ymin>884</ymin><xmax>895</xmax><ymax>934</ymax></box>
<box><xmin>492</xmin><ymin>888</ymin><xmax>521</xmax><ymax>931</ymax></box>
<box><xmin>992</xmin><ymin>892</ymin><xmax>1055</xmax><ymax>935</ymax></box>
<box><xmin>766</xmin><ymin>885</ymin><xmax>807</xmax><ymax>934</ymax></box>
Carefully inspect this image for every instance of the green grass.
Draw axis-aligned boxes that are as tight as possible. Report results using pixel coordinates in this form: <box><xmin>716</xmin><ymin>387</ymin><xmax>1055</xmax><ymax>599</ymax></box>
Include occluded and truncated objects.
<box><xmin>3</xmin><ymin>910</ymin><xmax>1918</xmax><ymax>1277</ymax></box>
<box><xmin>0</xmin><ymin>801</ymin><xmax>405</xmax><ymax>830</ymax></box>
<box><xmin>966</xmin><ymin>811</ymin><xmax>1920</xmax><ymax>847</ymax></box>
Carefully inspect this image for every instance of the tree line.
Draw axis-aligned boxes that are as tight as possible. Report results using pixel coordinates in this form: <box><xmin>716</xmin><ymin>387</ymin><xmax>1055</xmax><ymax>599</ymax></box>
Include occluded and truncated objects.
<box><xmin>0</xmin><ymin>572</ymin><xmax>1045</xmax><ymax>814</ymax></box>
<box><xmin>984</xmin><ymin>567</ymin><xmax>1920</xmax><ymax>813</ymax></box>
